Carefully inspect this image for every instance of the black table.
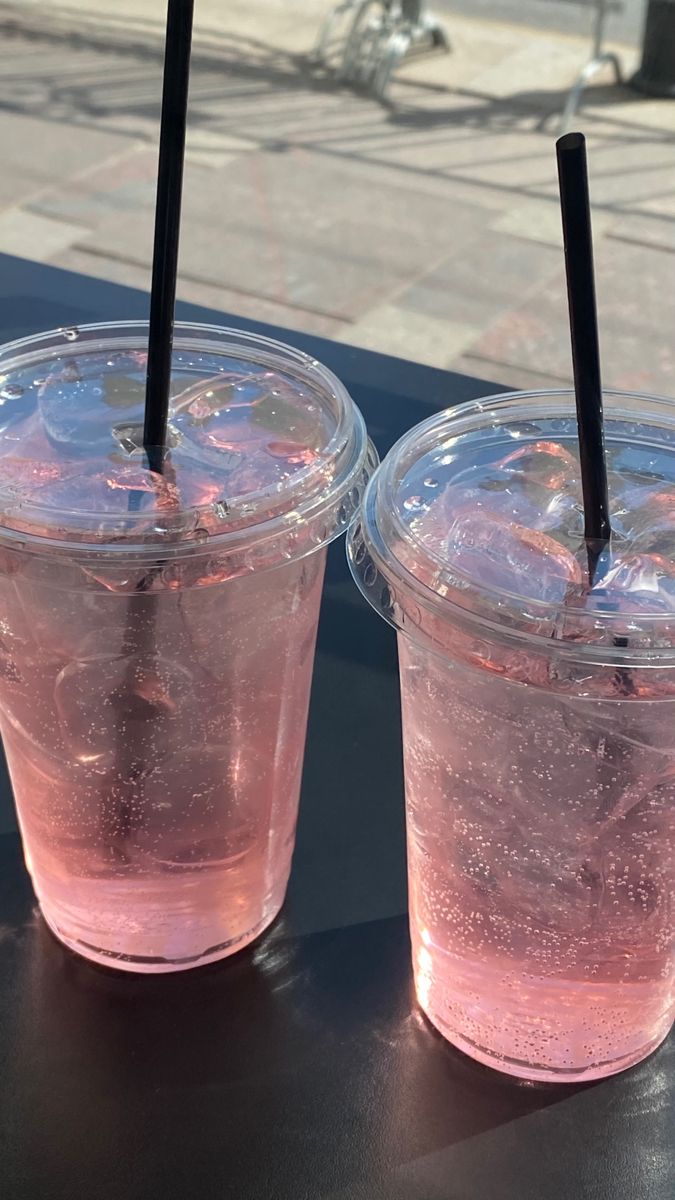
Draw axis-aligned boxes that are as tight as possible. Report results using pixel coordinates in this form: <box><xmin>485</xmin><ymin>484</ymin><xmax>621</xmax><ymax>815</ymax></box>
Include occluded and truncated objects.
<box><xmin>0</xmin><ymin>255</ymin><xmax>672</xmax><ymax>1200</ymax></box>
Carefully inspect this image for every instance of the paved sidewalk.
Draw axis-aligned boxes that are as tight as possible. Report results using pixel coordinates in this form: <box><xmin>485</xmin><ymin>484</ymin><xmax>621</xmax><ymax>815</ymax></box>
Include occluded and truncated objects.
<box><xmin>0</xmin><ymin>0</ymin><xmax>673</xmax><ymax>393</ymax></box>
<box><xmin>442</xmin><ymin>0</ymin><xmax>645</xmax><ymax>45</ymax></box>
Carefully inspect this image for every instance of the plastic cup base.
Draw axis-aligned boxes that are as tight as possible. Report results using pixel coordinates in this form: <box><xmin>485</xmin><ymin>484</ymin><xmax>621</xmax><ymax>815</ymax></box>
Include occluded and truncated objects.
<box><xmin>39</xmin><ymin>897</ymin><xmax>286</xmax><ymax>975</ymax></box>
<box><xmin>418</xmin><ymin>1000</ymin><xmax>673</xmax><ymax>1084</ymax></box>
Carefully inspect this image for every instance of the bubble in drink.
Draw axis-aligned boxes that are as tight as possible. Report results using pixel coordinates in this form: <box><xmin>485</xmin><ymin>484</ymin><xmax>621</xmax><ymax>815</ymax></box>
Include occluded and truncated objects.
<box><xmin>0</xmin><ymin>325</ymin><xmax>371</xmax><ymax>971</ymax></box>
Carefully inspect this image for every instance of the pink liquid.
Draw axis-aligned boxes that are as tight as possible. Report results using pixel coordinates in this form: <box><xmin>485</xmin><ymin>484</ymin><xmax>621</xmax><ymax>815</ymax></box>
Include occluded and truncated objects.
<box><xmin>1</xmin><ymin>551</ymin><xmax>324</xmax><ymax>970</ymax></box>
<box><xmin>0</xmin><ymin>343</ymin><xmax>337</xmax><ymax>970</ymax></box>
<box><xmin>398</xmin><ymin>433</ymin><xmax>675</xmax><ymax>1080</ymax></box>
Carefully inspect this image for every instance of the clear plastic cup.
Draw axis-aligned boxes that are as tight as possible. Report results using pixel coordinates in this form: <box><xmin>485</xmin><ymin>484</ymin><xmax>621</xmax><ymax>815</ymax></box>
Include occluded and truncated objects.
<box><xmin>348</xmin><ymin>389</ymin><xmax>675</xmax><ymax>1082</ymax></box>
<box><xmin>0</xmin><ymin>321</ymin><xmax>375</xmax><ymax>972</ymax></box>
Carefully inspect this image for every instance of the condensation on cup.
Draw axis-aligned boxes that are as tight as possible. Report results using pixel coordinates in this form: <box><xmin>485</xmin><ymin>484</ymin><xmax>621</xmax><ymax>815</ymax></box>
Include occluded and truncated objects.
<box><xmin>0</xmin><ymin>321</ymin><xmax>375</xmax><ymax>972</ymax></box>
<box><xmin>349</xmin><ymin>389</ymin><xmax>675</xmax><ymax>1082</ymax></box>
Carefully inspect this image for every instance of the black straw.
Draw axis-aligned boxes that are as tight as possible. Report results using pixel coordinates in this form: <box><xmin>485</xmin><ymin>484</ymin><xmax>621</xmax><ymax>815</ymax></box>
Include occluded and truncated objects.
<box><xmin>556</xmin><ymin>132</ymin><xmax>611</xmax><ymax>582</ymax></box>
<box><xmin>112</xmin><ymin>1</ymin><xmax>194</xmax><ymax>858</ymax></box>
<box><xmin>144</xmin><ymin>0</ymin><xmax>195</xmax><ymax>474</ymax></box>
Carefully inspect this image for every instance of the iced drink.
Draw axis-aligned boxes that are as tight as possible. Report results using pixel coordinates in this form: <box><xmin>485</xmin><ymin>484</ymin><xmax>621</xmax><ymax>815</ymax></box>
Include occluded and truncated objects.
<box><xmin>0</xmin><ymin>321</ymin><xmax>372</xmax><ymax>972</ymax></box>
<box><xmin>349</xmin><ymin>389</ymin><xmax>675</xmax><ymax>1081</ymax></box>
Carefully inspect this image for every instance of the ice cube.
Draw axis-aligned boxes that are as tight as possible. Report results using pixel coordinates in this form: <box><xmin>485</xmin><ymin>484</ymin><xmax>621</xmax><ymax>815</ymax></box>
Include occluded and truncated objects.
<box><xmin>0</xmin><ymin>461</ymin><xmax>183</xmax><ymax>537</ymax></box>
<box><xmin>533</xmin><ymin>488</ymin><xmax>584</xmax><ymax>537</ymax></box>
<box><xmin>443</xmin><ymin>508</ymin><xmax>583</xmax><ymax>603</ymax></box>
<box><xmin>135</xmin><ymin>746</ymin><xmax>261</xmax><ymax>867</ymax></box>
<box><xmin>170</xmin><ymin>370</ymin><xmax>326</xmax><ymax>499</ymax></box>
<box><xmin>437</xmin><ymin>474</ymin><xmax>541</xmax><ymax>528</ymax></box>
<box><xmin>495</xmin><ymin>440</ymin><xmax>579</xmax><ymax>491</ymax></box>
<box><xmin>0</xmin><ymin>455</ymin><xmax>73</xmax><ymax>490</ymax></box>
<box><xmin>38</xmin><ymin>353</ymin><xmax>147</xmax><ymax>454</ymax></box>
<box><xmin>54</xmin><ymin>653</ymin><xmax>203</xmax><ymax>769</ymax></box>
<box><xmin>592</xmin><ymin>551</ymin><xmax>675</xmax><ymax>614</ymax></box>
<box><xmin>171</xmin><ymin>372</ymin><xmax>266</xmax><ymax>420</ymax></box>
<box><xmin>413</xmin><ymin>466</ymin><xmax>540</xmax><ymax>557</ymax></box>
<box><xmin>618</xmin><ymin>487</ymin><xmax>675</xmax><ymax>559</ymax></box>
<box><xmin>0</xmin><ymin>376</ymin><xmax>37</xmax><ymax>434</ymax></box>
<box><xmin>419</xmin><ymin>444</ymin><xmax>584</xmax><ymax>558</ymax></box>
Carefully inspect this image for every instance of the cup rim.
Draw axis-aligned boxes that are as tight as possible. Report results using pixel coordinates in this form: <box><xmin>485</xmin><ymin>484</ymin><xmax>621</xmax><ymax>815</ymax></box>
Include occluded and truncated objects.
<box><xmin>348</xmin><ymin>387</ymin><xmax>675</xmax><ymax>668</ymax></box>
<box><xmin>0</xmin><ymin>320</ymin><xmax>376</xmax><ymax>567</ymax></box>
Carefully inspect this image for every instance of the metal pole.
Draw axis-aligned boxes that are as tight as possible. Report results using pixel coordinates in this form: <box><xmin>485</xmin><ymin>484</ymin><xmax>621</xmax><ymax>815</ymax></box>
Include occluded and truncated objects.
<box><xmin>592</xmin><ymin>0</ymin><xmax>607</xmax><ymax>59</ymax></box>
<box><xmin>632</xmin><ymin>0</ymin><xmax>675</xmax><ymax>97</ymax></box>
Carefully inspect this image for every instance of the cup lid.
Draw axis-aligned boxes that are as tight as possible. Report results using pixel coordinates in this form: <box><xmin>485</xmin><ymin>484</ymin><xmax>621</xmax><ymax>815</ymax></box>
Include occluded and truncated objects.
<box><xmin>0</xmin><ymin>322</ymin><xmax>377</xmax><ymax>569</ymax></box>
<box><xmin>348</xmin><ymin>390</ymin><xmax>675</xmax><ymax>663</ymax></box>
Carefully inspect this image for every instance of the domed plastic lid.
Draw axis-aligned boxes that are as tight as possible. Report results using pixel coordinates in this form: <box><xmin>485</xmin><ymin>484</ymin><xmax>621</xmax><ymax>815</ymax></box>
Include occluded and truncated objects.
<box><xmin>349</xmin><ymin>390</ymin><xmax>675</xmax><ymax>661</ymax></box>
<box><xmin>0</xmin><ymin>322</ymin><xmax>376</xmax><ymax>569</ymax></box>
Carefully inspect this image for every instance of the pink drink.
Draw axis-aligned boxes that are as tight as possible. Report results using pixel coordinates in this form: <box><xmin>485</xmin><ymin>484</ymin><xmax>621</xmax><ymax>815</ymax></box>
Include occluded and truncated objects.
<box><xmin>349</xmin><ymin>390</ymin><xmax>675</xmax><ymax>1081</ymax></box>
<box><xmin>0</xmin><ymin>322</ymin><xmax>371</xmax><ymax>971</ymax></box>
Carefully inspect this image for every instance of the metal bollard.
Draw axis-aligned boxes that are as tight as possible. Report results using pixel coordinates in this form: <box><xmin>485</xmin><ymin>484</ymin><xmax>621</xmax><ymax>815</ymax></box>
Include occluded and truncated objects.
<box><xmin>632</xmin><ymin>0</ymin><xmax>675</xmax><ymax>97</ymax></box>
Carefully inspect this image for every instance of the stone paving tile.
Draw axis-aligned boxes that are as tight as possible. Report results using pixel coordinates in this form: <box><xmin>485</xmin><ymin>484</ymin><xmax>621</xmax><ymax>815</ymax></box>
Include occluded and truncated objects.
<box><xmin>86</xmin><ymin>112</ymin><xmax>159</xmax><ymax>142</ymax></box>
<box><xmin>608</xmin><ymin>212</ymin><xmax>675</xmax><ymax>256</ymax></box>
<box><xmin>490</xmin><ymin>198</ymin><xmax>613</xmax><ymax>247</ymax></box>
<box><xmin>450</xmin><ymin>353</ymin><xmax>571</xmax><ymax>391</ymax></box>
<box><xmin>48</xmin><ymin>247</ymin><xmax>152</xmax><ymax>292</ymax></box>
<box><xmin>174</xmin><ymin>278</ymin><xmax>348</xmax><ymax>338</ymax></box>
<box><xmin>339</xmin><ymin>119</ymin><xmax>675</xmax><ymax>219</ymax></box>
<box><xmin>466</xmin><ymin>36</ymin><xmax>591</xmax><ymax>101</ymax></box>
<box><xmin>27</xmin><ymin>146</ymin><xmax>158</xmax><ymax>227</ymax></box>
<box><xmin>184</xmin><ymin>129</ymin><xmax>258</xmax><ymax>171</ymax></box>
<box><xmin>574</xmin><ymin>134</ymin><xmax>675</xmax><ymax>211</ymax></box>
<box><xmin>467</xmin><ymin>238</ymin><xmax>675</xmax><ymax>394</ymax></box>
<box><xmin>74</xmin><ymin>206</ymin><xmax>402</xmax><ymax>322</ymax></box>
<box><xmin>397</xmin><ymin>230</ymin><xmax>560</xmax><ymax>330</ymax></box>
<box><xmin>607</xmin><ymin>192</ymin><xmax>675</xmax><ymax>255</ymax></box>
<box><xmin>195</xmin><ymin>85</ymin><xmax>675</xmax><ymax>220</ymax></box>
<box><xmin>485</xmin><ymin>196</ymin><xmax>600</xmax><ymax>248</ymax></box>
<box><xmin>352</xmin><ymin>125</ymin><xmax>563</xmax><ymax>206</ymax></box>
<box><xmin>0</xmin><ymin>208</ymin><xmax>83</xmax><ymax>260</ymax></box>
<box><xmin>585</xmin><ymin>91</ymin><xmax>675</xmax><ymax>133</ymax></box>
<box><xmin>465</xmin><ymin>280</ymin><xmax>573</xmax><ymax>384</ymax></box>
<box><xmin>491</xmin><ymin>198</ymin><xmax>564</xmax><ymax>247</ymax></box>
<box><xmin>336</xmin><ymin>305</ymin><xmax>479</xmax><ymax>369</ymax></box>
<box><xmin>318</xmin><ymin>148</ymin><xmax>509</xmax><ymax>209</ymax></box>
<box><xmin>0</xmin><ymin>111</ymin><xmax>136</xmax><ymax>183</ymax></box>
<box><xmin>0</xmin><ymin>166</ymin><xmax>48</xmax><ymax>211</ymax></box>
<box><xmin>74</xmin><ymin>148</ymin><xmax>493</xmax><ymax>320</ymax></box>
<box><xmin>1</xmin><ymin>1</ymin><xmax>673</xmax><ymax>396</ymax></box>
<box><xmin>189</xmin><ymin>89</ymin><xmax>358</xmax><ymax>150</ymax></box>
<box><xmin>50</xmin><ymin>246</ymin><xmax>348</xmax><ymax>338</ymax></box>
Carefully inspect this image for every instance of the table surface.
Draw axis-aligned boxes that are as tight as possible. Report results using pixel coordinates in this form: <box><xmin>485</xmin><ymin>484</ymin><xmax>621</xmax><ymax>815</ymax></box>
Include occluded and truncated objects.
<box><xmin>0</xmin><ymin>255</ymin><xmax>671</xmax><ymax>1200</ymax></box>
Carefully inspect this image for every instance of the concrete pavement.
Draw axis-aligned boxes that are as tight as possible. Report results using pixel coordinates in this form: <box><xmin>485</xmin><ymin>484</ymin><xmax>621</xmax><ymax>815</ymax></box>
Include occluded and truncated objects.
<box><xmin>0</xmin><ymin>0</ymin><xmax>672</xmax><ymax>393</ymax></box>
<box><xmin>440</xmin><ymin>0</ymin><xmax>645</xmax><ymax>46</ymax></box>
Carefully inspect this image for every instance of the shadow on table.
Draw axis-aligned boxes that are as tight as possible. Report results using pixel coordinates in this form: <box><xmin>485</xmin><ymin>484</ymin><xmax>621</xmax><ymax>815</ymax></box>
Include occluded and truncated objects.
<box><xmin>0</xmin><ymin>847</ymin><xmax>609</xmax><ymax>1200</ymax></box>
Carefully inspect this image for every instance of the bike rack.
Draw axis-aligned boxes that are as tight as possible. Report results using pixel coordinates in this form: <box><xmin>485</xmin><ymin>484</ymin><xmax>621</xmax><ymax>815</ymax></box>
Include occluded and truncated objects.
<box><xmin>313</xmin><ymin>0</ymin><xmax>623</xmax><ymax>117</ymax></box>
<box><xmin>312</xmin><ymin>0</ymin><xmax>450</xmax><ymax>100</ymax></box>
<box><xmin>558</xmin><ymin>0</ymin><xmax>623</xmax><ymax>132</ymax></box>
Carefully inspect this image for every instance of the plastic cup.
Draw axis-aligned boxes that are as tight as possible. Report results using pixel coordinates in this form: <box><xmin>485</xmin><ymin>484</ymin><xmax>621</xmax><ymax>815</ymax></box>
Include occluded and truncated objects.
<box><xmin>0</xmin><ymin>321</ymin><xmax>374</xmax><ymax>972</ymax></box>
<box><xmin>348</xmin><ymin>389</ymin><xmax>675</xmax><ymax>1082</ymax></box>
